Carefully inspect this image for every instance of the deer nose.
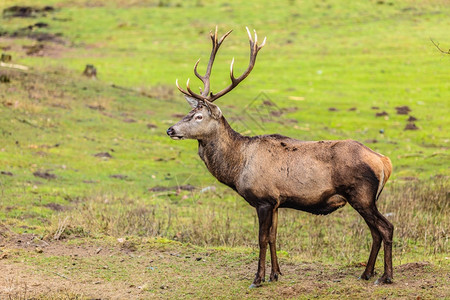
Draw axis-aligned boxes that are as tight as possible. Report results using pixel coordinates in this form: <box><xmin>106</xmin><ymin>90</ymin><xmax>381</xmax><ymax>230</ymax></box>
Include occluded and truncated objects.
<box><xmin>166</xmin><ymin>127</ymin><xmax>175</xmax><ymax>136</ymax></box>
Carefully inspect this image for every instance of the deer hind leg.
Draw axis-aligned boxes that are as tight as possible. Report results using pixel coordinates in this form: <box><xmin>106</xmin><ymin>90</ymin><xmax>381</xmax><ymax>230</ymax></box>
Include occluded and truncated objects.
<box><xmin>352</xmin><ymin>202</ymin><xmax>394</xmax><ymax>284</ymax></box>
<box><xmin>373</xmin><ymin>210</ymin><xmax>394</xmax><ymax>284</ymax></box>
<box><xmin>359</xmin><ymin>223</ymin><xmax>382</xmax><ymax>280</ymax></box>
<box><xmin>269</xmin><ymin>208</ymin><xmax>282</xmax><ymax>282</ymax></box>
<box><xmin>250</xmin><ymin>204</ymin><xmax>273</xmax><ymax>288</ymax></box>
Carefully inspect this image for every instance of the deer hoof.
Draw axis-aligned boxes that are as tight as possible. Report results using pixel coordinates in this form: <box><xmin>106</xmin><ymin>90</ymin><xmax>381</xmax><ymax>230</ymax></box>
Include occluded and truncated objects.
<box><xmin>249</xmin><ymin>283</ymin><xmax>261</xmax><ymax>289</ymax></box>
<box><xmin>269</xmin><ymin>273</ymin><xmax>279</xmax><ymax>282</ymax></box>
<box><xmin>374</xmin><ymin>275</ymin><xmax>393</xmax><ymax>285</ymax></box>
<box><xmin>359</xmin><ymin>272</ymin><xmax>374</xmax><ymax>280</ymax></box>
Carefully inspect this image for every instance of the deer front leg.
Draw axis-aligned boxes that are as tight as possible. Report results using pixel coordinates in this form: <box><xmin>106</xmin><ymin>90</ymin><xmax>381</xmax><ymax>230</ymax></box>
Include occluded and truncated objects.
<box><xmin>269</xmin><ymin>208</ymin><xmax>282</xmax><ymax>282</ymax></box>
<box><xmin>250</xmin><ymin>204</ymin><xmax>273</xmax><ymax>288</ymax></box>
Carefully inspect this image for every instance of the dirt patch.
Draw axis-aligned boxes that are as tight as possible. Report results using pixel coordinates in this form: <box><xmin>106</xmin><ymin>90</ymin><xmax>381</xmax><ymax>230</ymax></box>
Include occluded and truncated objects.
<box><xmin>399</xmin><ymin>176</ymin><xmax>419</xmax><ymax>181</ymax></box>
<box><xmin>397</xmin><ymin>262</ymin><xmax>429</xmax><ymax>271</ymax></box>
<box><xmin>2</xmin><ymin>6</ymin><xmax>54</xmax><ymax>18</ymax></box>
<box><xmin>44</xmin><ymin>203</ymin><xmax>66</xmax><ymax>212</ymax></box>
<box><xmin>270</xmin><ymin>110</ymin><xmax>283</xmax><ymax>117</ymax></box>
<box><xmin>1</xmin><ymin>6</ymin><xmax>66</xmax><ymax>48</ymax></box>
<box><xmin>6</xmin><ymin>29</ymin><xmax>65</xmax><ymax>45</ymax></box>
<box><xmin>0</xmin><ymin>256</ymin><xmax>143</xmax><ymax>300</ymax></box>
<box><xmin>23</xmin><ymin>43</ymin><xmax>45</xmax><ymax>56</ymax></box>
<box><xmin>375</xmin><ymin>111</ymin><xmax>388</xmax><ymax>117</ymax></box>
<box><xmin>405</xmin><ymin>122</ymin><xmax>419</xmax><ymax>130</ymax></box>
<box><xmin>87</xmin><ymin>104</ymin><xmax>105</xmax><ymax>111</ymax></box>
<box><xmin>33</xmin><ymin>171</ymin><xmax>56</xmax><ymax>180</ymax></box>
<box><xmin>149</xmin><ymin>184</ymin><xmax>195</xmax><ymax>192</ymax></box>
<box><xmin>110</xmin><ymin>174</ymin><xmax>128</xmax><ymax>180</ymax></box>
<box><xmin>147</xmin><ymin>123</ymin><xmax>158</xmax><ymax>129</ymax></box>
<box><xmin>328</xmin><ymin>107</ymin><xmax>338</xmax><ymax>111</ymax></box>
<box><xmin>94</xmin><ymin>152</ymin><xmax>113</xmax><ymax>158</ymax></box>
<box><xmin>1</xmin><ymin>171</ymin><xmax>13</xmax><ymax>176</ymax></box>
<box><xmin>123</xmin><ymin>118</ymin><xmax>136</xmax><ymax>123</ymax></box>
<box><xmin>407</xmin><ymin>115</ymin><xmax>418</xmax><ymax>122</ymax></box>
<box><xmin>364</xmin><ymin>139</ymin><xmax>378</xmax><ymax>144</ymax></box>
<box><xmin>395</xmin><ymin>105</ymin><xmax>411</xmax><ymax>115</ymax></box>
<box><xmin>1</xmin><ymin>37</ymin><xmax>69</xmax><ymax>59</ymax></box>
<box><xmin>281</xmin><ymin>107</ymin><xmax>299</xmax><ymax>113</ymax></box>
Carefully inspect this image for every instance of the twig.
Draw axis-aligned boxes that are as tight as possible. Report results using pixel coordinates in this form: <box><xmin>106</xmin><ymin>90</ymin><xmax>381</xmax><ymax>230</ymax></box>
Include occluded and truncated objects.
<box><xmin>33</xmin><ymin>236</ymin><xmax>50</xmax><ymax>246</ymax></box>
<box><xmin>15</xmin><ymin>117</ymin><xmax>39</xmax><ymax>128</ymax></box>
<box><xmin>111</xmin><ymin>83</ymin><xmax>134</xmax><ymax>91</ymax></box>
<box><xmin>53</xmin><ymin>271</ymin><xmax>70</xmax><ymax>280</ymax></box>
<box><xmin>0</xmin><ymin>61</ymin><xmax>29</xmax><ymax>70</ymax></box>
<box><xmin>430</xmin><ymin>38</ymin><xmax>450</xmax><ymax>54</ymax></box>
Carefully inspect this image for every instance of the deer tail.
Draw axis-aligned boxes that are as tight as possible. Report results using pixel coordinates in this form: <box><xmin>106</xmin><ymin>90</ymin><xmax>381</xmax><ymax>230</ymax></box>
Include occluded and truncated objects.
<box><xmin>376</xmin><ymin>155</ymin><xmax>392</xmax><ymax>201</ymax></box>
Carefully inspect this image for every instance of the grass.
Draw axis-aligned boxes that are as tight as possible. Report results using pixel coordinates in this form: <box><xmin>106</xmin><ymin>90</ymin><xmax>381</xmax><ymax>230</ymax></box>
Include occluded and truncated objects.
<box><xmin>0</xmin><ymin>0</ymin><xmax>449</xmax><ymax>298</ymax></box>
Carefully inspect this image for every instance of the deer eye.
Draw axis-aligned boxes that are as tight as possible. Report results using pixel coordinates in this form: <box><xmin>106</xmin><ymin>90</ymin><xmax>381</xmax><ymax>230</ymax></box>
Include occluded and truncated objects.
<box><xmin>194</xmin><ymin>114</ymin><xmax>203</xmax><ymax>121</ymax></box>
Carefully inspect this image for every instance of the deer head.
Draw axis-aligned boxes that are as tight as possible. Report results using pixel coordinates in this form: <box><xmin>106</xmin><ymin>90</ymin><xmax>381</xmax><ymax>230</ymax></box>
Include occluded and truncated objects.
<box><xmin>167</xmin><ymin>26</ymin><xmax>266</xmax><ymax>140</ymax></box>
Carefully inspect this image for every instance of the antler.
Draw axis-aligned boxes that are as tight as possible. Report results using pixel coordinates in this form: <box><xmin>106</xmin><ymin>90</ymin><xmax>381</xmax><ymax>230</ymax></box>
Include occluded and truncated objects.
<box><xmin>176</xmin><ymin>26</ymin><xmax>266</xmax><ymax>103</ymax></box>
<box><xmin>209</xmin><ymin>27</ymin><xmax>266</xmax><ymax>102</ymax></box>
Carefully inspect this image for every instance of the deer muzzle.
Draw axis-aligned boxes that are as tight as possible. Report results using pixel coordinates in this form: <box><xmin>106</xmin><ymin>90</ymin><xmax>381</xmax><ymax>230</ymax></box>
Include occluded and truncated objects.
<box><xmin>166</xmin><ymin>126</ymin><xmax>184</xmax><ymax>140</ymax></box>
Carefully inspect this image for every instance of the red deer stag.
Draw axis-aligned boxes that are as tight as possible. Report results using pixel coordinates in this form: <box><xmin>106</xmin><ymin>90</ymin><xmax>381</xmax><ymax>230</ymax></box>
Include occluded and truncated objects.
<box><xmin>167</xmin><ymin>27</ymin><xmax>394</xmax><ymax>288</ymax></box>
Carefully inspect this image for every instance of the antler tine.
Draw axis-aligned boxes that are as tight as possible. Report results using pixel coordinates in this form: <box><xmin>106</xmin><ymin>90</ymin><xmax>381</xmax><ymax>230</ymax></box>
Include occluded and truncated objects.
<box><xmin>193</xmin><ymin>58</ymin><xmax>202</xmax><ymax>81</ymax></box>
<box><xmin>176</xmin><ymin>78</ymin><xmax>190</xmax><ymax>96</ymax></box>
<box><xmin>230</xmin><ymin>57</ymin><xmax>236</xmax><ymax>82</ymax></box>
<box><xmin>259</xmin><ymin>36</ymin><xmax>267</xmax><ymax>49</ymax></box>
<box><xmin>208</xmin><ymin>27</ymin><xmax>266</xmax><ymax>102</ymax></box>
<box><xmin>185</xmin><ymin>78</ymin><xmax>204</xmax><ymax>100</ymax></box>
<box><xmin>246</xmin><ymin>27</ymin><xmax>253</xmax><ymax>44</ymax></box>
<box><xmin>211</xmin><ymin>25</ymin><xmax>218</xmax><ymax>44</ymax></box>
<box><xmin>218</xmin><ymin>29</ymin><xmax>233</xmax><ymax>45</ymax></box>
<box><xmin>176</xmin><ymin>78</ymin><xmax>204</xmax><ymax>102</ymax></box>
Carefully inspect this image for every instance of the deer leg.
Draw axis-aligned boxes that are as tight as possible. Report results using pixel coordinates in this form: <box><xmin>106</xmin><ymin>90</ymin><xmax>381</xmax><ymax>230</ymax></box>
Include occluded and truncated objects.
<box><xmin>269</xmin><ymin>208</ymin><xmax>282</xmax><ymax>282</ymax></box>
<box><xmin>250</xmin><ymin>204</ymin><xmax>273</xmax><ymax>288</ymax></box>
<box><xmin>373</xmin><ymin>210</ymin><xmax>394</xmax><ymax>285</ymax></box>
<box><xmin>355</xmin><ymin>205</ymin><xmax>394</xmax><ymax>284</ymax></box>
<box><xmin>359</xmin><ymin>223</ymin><xmax>382</xmax><ymax>280</ymax></box>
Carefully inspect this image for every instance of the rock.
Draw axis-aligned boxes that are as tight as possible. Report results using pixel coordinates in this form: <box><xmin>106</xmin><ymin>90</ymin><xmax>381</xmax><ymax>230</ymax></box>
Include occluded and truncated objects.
<box><xmin>83</xmin><ymin>64</ymin><xmax>97</xmax><ymax>78</ymax></box>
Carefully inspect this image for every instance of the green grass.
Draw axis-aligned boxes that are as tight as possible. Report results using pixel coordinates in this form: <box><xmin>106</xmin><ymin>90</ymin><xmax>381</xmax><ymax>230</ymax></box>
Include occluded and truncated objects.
<box><xmin>0</xmin><ymin>0</ymin><xmax>449</xmax><ymax>298</ymax></box>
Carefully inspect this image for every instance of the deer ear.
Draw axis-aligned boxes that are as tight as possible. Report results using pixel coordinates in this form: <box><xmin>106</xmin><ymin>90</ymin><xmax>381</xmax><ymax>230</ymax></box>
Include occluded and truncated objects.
<box><xmin>184</xmin><ymin>96</ymin><xmax>199</xmax><ymax>109</ymax></box>
<box><xmin>206</xmin><ymin>101</ymin><xmax>222</xmax><ymax>119</ymax></box>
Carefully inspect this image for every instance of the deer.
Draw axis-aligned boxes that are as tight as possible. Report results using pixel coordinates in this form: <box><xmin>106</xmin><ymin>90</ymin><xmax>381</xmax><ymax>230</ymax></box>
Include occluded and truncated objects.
<box><xmin>166</xmin><ymin>27</ymin><xmax>394</xmax><ymax>288</ymax></box>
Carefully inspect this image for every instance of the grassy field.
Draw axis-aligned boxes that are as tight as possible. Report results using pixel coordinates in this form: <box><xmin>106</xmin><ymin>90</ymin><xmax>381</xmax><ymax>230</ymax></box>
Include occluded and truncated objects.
<box><xmin>0</xmin><ymin>0</ymin><xmax>449</xmax><ymax>298</ymax></box>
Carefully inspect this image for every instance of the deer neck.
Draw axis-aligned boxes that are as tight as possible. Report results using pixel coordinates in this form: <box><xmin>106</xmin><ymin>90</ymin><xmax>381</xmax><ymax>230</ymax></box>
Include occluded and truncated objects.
<box><xmin>198</xmin><ymin>117</ymin><xmax>246</xmax><ymax>189</ymax></box>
